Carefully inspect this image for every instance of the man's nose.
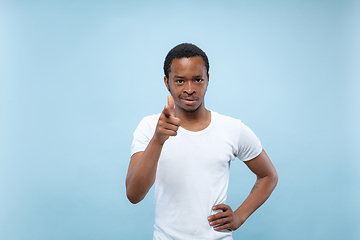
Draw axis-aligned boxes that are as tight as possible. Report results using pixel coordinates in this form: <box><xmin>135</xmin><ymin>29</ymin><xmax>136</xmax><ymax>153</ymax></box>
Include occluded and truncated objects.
<box><xmin>184</xmin><ymin>81</ymin><xmax>195</xmax><ymax>94</ymax></box>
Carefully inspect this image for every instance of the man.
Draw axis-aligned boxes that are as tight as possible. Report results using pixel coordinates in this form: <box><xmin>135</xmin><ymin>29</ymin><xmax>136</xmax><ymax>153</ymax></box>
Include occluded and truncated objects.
<box><xmin>126</xmin><ymin>43</ymin><xmax>278</xmax><ymax>239</ymax></box>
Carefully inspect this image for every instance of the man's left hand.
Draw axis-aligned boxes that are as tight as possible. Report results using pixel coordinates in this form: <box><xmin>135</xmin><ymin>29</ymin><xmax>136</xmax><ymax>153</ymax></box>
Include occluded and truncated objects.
<box><xmin>207</xmin><ymin>204</ymin><xmax>242</xmax><ymax>231</ymax></box>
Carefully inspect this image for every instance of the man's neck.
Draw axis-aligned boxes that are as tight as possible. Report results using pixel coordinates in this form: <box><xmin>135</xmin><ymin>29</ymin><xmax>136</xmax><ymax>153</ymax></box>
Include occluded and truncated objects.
<box><xmin>174</xmin><ymin>107</ymin><xmax>211</xmax><ymax>132</ymax></box>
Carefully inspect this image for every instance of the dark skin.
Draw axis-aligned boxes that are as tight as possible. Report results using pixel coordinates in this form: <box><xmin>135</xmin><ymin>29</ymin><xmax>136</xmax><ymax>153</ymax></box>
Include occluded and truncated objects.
<box><xmin>126</xmin><ymin>56</ymin><xmax>278</xmax><ymax>231</ymax></box>
<box><xmin>207</xmin><ymin>150</ymin><xmax>277</xmax><ymax>231</ymax></box>
<box><xmin>164</xmin><ymin>56</ymin><xmax>211</xmax><ymax>131</ymax></box>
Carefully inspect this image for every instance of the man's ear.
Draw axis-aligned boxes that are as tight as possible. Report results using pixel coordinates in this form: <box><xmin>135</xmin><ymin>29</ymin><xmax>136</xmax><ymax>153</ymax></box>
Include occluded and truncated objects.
<box><xmin>206</xmin><ymin>73</ymin><xmax>210</xmax><ymax>91</ymax></box>
<box><xmin>164</xmin><ymin>76</ymin><xmax>170</xmax><ymax>92</ymax></box>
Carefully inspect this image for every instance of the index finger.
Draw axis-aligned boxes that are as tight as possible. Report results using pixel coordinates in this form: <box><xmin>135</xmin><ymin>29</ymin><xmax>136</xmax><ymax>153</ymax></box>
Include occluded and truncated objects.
<box><xmin>167</xmin><ymin>95</ymin><xmax>174</xmax><ymax>109</ymax></box>
<box><xmin>212</xmin><ymin>204</ymin><xmax>229</xmax><ymax>211</ymax></box>
<box><xmin>162</xmin><ymin>105</ymin><xmax>172</xmax><ymax>117</ymax></box>
<box><xmin>167</xmin><ymin>95</ymin><xmax>174</xmax><ymax>115</ymax></box>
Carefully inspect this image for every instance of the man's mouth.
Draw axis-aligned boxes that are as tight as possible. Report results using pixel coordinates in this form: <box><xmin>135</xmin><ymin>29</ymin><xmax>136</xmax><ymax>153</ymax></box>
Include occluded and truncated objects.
<box><xmin>180</xmin><ymin>96</ymin><xmax>198</xmax><ymax>105</ymax></box>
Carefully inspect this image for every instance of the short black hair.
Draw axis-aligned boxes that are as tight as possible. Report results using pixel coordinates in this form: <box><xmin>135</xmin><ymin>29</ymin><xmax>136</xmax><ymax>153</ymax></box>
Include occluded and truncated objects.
<box><xmin>163</xmin><ymin>43</ymin><xmax>209</xmax><ymax>79</ymax></box>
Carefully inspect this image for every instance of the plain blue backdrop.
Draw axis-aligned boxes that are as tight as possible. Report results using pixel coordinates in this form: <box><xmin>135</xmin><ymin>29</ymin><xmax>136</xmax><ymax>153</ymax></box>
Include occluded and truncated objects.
<box><xmin>1</xmin><ymin>0</ymin><xmax>359</xmax><ymax>239</ymax></box>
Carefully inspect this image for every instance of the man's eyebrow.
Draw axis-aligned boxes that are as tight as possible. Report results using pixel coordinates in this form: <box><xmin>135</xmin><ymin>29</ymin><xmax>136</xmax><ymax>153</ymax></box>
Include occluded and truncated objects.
<box><xmin>174</xmin><ymin>75</ymin><xmax>185</xmax><ymax>78</ymax></box>
<box><xmin>174</xmin><ymin>75</ymin><xmax>203</xmax><ymax>79</ymax></box>
<box><xmin>192</xmin><ymin>75</ymin><xmax>203</xmax><ymax>78</ymax></box>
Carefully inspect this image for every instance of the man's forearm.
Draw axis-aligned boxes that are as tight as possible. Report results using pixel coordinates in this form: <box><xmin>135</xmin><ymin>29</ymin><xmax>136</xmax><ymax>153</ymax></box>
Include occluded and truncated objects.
<box><xmin>234</xmin><ymin>173</ymin><xmax>278</xmax><ymax>225</ymax></box>
<box><xmin>126</xmin><ymin>137</ymin><xmax>164</xmax><ymax>204</ymax></box>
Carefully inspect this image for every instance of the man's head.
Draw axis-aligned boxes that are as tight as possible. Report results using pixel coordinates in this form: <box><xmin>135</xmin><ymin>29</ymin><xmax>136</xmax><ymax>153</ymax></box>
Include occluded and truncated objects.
<box><xmin>164</xmin><ymin>43</ymin><xmax>209</xmax><ymax>79</ymax></box>
<box><xmin>163</xmin><ymin>43</ymin><xmax>210</xmax><ymax>114</ymax></box>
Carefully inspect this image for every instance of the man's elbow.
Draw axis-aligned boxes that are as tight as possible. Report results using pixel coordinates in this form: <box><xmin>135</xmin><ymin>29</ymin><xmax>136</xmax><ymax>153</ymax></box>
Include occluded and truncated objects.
<box><xmin>270</xmin><ymin>170</ymin><xmax>278</xmax><ymax>189</ymax></box>
<box><xmin>126</xmin><ymin>189</ymin><xmax>145</xmax><ymax>204</ymax></box>
<box><xmin>127</xmin><ymin>196</ymin><xmax>142</xmax><ymax>205</ymax></box>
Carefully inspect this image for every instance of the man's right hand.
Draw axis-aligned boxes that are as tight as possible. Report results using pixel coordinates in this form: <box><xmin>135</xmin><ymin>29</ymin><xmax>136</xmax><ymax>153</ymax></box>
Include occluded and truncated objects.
<box><xmin>126</xmin><ymin>95</ymin><xmax>181</xmax><ymax>204</ymax></box>
<box><xmin>154</xmin><ymin>95</ymin><xmax>181</xmax><ymax>145</ymax></box>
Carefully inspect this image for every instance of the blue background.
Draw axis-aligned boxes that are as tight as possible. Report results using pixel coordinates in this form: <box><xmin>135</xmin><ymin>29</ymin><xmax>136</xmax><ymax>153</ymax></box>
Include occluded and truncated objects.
<box><xmin>1</xmin><ymin>0</ymin><xmax>359</xmax><ymax>239</ymax></box>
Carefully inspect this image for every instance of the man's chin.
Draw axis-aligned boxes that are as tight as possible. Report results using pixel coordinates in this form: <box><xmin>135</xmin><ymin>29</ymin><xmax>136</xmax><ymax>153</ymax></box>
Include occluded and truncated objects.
<box><xmin>181</xmin><ymin>105</ymin><xmax>200</xmax><ymax>113</ymax></box>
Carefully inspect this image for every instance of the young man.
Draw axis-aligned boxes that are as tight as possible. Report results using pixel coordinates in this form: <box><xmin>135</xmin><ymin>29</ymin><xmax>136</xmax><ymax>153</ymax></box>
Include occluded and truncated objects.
<box><xmin>126</xmin><ymin>43</ymin><xmax>278</xmax><ymax>239</ymax></box>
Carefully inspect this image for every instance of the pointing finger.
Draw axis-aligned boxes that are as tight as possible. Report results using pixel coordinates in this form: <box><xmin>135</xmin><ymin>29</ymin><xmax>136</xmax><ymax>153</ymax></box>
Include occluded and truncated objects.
<box><xmin>162</xmin><ymin>105</ymin><xmax>172</xmax><ymax>117</ymax></box>
<box><xmin>167</xmin><ymin>95</ymin><xmax>174</xmax><ymax>115</ymax></box>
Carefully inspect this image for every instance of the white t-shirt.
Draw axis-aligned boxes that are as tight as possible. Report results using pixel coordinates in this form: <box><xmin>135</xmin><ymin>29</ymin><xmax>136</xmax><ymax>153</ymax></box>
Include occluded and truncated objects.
<box><xmin>131</xmin><ymin>111</ymin><xmax>262</xmax><ymax>240</ymax></box>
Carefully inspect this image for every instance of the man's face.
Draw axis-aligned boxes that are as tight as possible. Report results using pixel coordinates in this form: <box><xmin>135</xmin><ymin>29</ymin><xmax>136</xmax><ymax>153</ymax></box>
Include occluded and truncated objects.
<box><xmin>164</xmin><ymin>56</ymin><xmax>209</xmax><ymax>113</ymax></box>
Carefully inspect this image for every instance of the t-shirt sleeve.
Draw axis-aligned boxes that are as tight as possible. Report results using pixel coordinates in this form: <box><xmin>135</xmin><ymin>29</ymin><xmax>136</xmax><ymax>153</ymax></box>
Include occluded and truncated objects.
<box><xmin>130</xmin><ymin>115</ymin><xmax>157</xmax><ymax>156</ymax></box>
<box><xmin>236</xmin><ymin>121</ymin><xmax>263</xmax><ymax>161</ymax></box>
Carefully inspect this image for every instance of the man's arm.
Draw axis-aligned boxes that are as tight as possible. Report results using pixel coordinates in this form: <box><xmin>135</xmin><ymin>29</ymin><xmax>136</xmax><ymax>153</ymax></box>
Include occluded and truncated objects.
<box><xmin>126</xmin><ymin>96</ymin><xmax>180</xmax><ymax>204</ymax></box>
<box><xmin>208</xmin><ymin>149</ymin><xmax>278</xmax><ymax>231</ymax></box>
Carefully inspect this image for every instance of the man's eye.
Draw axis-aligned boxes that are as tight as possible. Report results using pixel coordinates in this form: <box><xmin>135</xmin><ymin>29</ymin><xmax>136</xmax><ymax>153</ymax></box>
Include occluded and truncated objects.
<box><xmin>195</xmin><ymin>79</ymin><xmax>203</xmax><ymax>83</ymax></box>
<box><xmin>176</xmin><ymin>80</ymin><xmax>184</xmax><ymax>84</ymax></box>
